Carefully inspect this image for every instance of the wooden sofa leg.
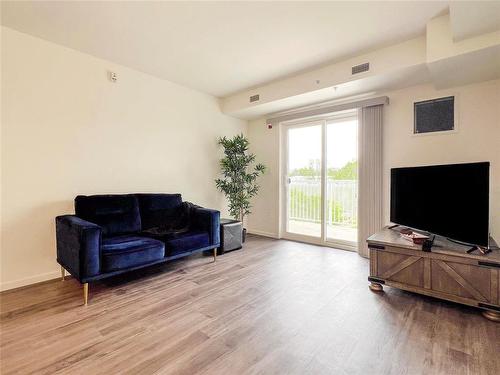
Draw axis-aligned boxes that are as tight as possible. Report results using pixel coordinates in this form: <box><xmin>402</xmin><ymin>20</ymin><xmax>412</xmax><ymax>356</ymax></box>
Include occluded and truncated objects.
<box><xmin>83</xmin><ymin>283</ymin><xmax>89</xmax><ymax>305</ymax></box>
<box><xmin>61</xmin><ymin>266</ymin><xmax>65</xmax><ymax>281</ymax></box>
<box><xmin>213</xmin><ymin>248</ymin><xmax>217</xmax><ymax>262</ymax></box>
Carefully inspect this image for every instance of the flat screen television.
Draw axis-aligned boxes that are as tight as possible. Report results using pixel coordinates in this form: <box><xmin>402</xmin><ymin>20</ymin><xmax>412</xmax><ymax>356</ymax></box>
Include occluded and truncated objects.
<box><xmin>390</xmin><ymin>162</ymin><xmax>490</xmax><ymax>247</ymax></box>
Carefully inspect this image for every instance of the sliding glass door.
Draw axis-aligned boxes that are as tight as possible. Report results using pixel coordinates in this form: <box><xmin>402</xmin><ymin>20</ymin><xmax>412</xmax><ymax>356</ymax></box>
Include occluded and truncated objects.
<box><xmin>285</xmin><ymin>122</ymin><xmax>323</xmax><ymax>239</ymax></box>
<box><xmin>325</xmin><ymin>116</ymin><xmax>358</xmax><ymax>245</ymax></box>
<box><xmin>282</xmin><ymin>112</ymin><xmax>358</xmax><ymax>250</ymax></box>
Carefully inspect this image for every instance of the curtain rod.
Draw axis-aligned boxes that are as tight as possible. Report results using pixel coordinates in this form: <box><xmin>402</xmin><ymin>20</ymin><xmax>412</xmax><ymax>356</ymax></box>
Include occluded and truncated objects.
<box><xmin>266</xmin><ymin>96</ymin><xmax>389</xmax><ymax>125</ymax></box>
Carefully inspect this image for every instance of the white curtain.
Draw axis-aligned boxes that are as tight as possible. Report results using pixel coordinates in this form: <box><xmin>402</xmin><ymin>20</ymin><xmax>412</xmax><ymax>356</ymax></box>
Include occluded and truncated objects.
<box><xmin>357</xmin><ymin>105</ymin><xmax>384</xmax><ymax>258</ymax></box>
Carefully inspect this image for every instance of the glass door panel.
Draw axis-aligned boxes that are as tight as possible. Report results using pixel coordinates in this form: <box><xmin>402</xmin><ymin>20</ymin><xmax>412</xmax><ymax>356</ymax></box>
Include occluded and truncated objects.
<box><xmin>325</xmin><ymin>117</ymin><xmax>358</xmax><ymax>244</ymax></box>
<box><xmin>286</xmin><ymin>124</ymin><xmax>322</xmax><ymax>238</ymax></box>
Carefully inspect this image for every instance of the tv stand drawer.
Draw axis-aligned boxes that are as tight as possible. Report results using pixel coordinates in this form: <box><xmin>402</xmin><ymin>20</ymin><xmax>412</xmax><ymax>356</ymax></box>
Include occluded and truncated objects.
<box><xmin>374</xmin><ymin>250</ymin><xmax>425</xmax><ymax>288</ymax></box>
<box><xmin>430</xmin><ymin>259</ymin><xmax>498</xmax><ymax>304</ymax></box>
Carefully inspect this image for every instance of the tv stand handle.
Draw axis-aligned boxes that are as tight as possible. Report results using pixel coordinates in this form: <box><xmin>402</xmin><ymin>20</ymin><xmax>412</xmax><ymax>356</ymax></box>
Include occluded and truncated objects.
<box><xmin>478</xmin><ymin>261</ymin><xmax>500</xmax><ymax>269</ymax></box>
<box><xmin>368</xmin><ymin>244</ymin><xmax>385</xmax><ymax>250</ymax></box>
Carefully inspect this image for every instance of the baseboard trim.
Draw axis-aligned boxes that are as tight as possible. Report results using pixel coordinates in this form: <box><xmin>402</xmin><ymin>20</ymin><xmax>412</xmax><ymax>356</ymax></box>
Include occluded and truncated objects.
<box><xmin>0</xmin><ymin>270</ymin><xmax>60</xmax><ymax>292</ymax></box>
<box><xmin>247</xmin><ymin>229</ymin><xmax>280</xmax><ymax>239</ymax></box>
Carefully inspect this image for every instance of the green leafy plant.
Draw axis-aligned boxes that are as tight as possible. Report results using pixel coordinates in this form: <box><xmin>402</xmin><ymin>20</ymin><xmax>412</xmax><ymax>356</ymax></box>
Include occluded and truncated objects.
<box><xmin>215</xmin><ymin>134</ymin><xmax>266</xmax><ymax>223</ymax></box>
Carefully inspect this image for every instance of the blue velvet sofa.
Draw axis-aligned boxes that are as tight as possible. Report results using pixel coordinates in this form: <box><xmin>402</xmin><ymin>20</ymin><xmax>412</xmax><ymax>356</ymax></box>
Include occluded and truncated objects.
<box><xmin>56</xmin><ymin>193</ymin><xmax>220</xmax><ymax>304</ymax></box>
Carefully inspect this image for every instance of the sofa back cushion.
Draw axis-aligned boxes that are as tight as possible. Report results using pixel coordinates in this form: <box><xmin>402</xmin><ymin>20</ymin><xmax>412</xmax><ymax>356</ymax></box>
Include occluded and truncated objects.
<box><xmin>136</xmin><ymin>193</ymin><xmax>183</xmax><ymax>230</ymax></box>
<box><xmin>75</xmin><ymin>194</ymin><xmax>141</xmax><ymax>237</ymax></box>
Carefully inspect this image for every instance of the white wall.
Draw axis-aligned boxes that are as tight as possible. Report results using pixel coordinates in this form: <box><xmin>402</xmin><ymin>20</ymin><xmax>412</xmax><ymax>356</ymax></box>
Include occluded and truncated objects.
<box><xmin>246</xmin><ymin>119</ymin><xmax>281</xmax><ymax>238</ymax></box>
<box><xmin>247</xmin><ymin>79</ymin><xmax>500</xmax><ymax>242</ymax></box>
<box><xmin>1</xmin><ymin>27</ymin><xmax>247</xmax><ymax>290</ymax></box>
<box><xmin>382</xmin><ymin>80</ymin><xmax>500</xmax><ymax>229</ymax></box>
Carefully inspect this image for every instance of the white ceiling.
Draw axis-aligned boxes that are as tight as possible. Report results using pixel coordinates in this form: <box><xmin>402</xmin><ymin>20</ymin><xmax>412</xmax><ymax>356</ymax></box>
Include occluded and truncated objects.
<box><xmin>1</xmin><ymin>1</ymin><xmax>451</xmax><ymax>97</ymax></box>
<box><xmin>450</xmin><ymin>2</ymin><xmax>500</xmax><ymax>41</ymax></box>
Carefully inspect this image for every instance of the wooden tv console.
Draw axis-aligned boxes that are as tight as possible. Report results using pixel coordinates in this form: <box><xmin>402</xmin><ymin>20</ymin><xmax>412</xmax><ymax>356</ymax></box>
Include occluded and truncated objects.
<box><xmin>367</xmin><ymin>227</ymin><xmax>500</xmax><ymax>322</ymax></box>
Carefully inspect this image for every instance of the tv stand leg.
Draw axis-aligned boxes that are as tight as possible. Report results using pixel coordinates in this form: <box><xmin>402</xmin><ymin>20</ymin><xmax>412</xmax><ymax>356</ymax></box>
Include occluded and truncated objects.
<box><xmin>369</xmin><ymin>282</ymin><xmax>383</xmax><ymax>292</ymax></box>
<box><xmin>482</xmin><ymin>310</ymin><xmax>500</xmax><ymax>322</ymax></box>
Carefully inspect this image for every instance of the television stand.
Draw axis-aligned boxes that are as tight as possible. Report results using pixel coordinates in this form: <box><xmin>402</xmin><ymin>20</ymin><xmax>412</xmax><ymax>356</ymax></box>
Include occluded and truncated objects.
<box><xmin>367</xmin><ymin>227</ymin><xmax>500</xmax><ymax>322</ymax></box>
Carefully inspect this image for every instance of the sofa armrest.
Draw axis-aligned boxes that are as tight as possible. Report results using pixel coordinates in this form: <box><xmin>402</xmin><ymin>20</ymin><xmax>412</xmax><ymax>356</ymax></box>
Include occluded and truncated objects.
<box><xmin>191</xmin><ymin>206</ymin><xmax>220</xmax><ymax>246</ymax></box>
<box><xmin>56</xmin><ymin>215</ymin><xmax>102</xmax><ymax>281</ymax></box>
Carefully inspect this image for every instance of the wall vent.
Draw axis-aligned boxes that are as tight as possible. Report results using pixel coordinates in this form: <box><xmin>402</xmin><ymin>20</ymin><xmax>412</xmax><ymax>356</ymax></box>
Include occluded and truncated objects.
<box><xmin>249</xmin><ymin>94</ymin><xmax>260</xmax><ymax>103</ymax></box>
<box><xmin>352</xmin><ymin>63</ymin><xmax>369</xmax><ymax>75</ymax></box>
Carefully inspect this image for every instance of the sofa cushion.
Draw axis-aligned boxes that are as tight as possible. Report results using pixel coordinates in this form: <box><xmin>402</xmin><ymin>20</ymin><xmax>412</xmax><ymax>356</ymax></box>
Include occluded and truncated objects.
<box><xmin>163</xmin><ymin>230</ymin><xmax>210</xmax><ymax>256</ymax></box>
<box><xmin>136</xmin><ymin>193</ymin><xmax>183</xmax><ymax>230</ymax></box>
<box><xmin>101</xmin><ymin>235</ymin><xmax>165</xmax><ymax>272</ymax></box>
<box><xmin>75</xmin><ymin>195</ymin><xmax>141</xmax><ymax>237</ymax></box>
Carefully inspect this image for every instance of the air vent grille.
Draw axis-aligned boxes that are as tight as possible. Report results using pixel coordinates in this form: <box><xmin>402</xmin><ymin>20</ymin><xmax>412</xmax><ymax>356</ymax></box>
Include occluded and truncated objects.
<box><xmin>352</xmin><ymin>63</ymin><xmax>369</xmax><ymax>75</ymax></box>
<box><xmin>249</xmin><ymin>94</ymin><xmax>260</xmax><ymax>103</ymax></box>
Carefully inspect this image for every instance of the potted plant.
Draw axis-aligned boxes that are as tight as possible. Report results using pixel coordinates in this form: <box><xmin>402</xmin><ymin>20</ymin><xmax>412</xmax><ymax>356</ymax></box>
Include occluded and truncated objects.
<box><xmin>215</xmin><ymin>134</ymin><xmax>266</xmax><ymax>242</ymax></box>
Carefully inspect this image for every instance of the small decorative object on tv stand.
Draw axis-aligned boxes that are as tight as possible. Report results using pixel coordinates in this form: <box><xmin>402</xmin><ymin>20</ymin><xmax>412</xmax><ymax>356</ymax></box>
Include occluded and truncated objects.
<box><xmin>367</xmin><ymin>227</ymin><xmax>500</xmax><ymax>322</ymax></box>
<box><xmin>399</xmin><ymin>228</ymin><xmax>429</xmax><ymax>245</ymax></box>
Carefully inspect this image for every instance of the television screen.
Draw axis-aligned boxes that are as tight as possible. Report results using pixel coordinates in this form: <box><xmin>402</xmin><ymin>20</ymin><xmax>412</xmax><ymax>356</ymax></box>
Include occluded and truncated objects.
<box><xmin>390</xmin><ymin>162</ymin><xmax>490</xmax><ymax>247</ymax></box>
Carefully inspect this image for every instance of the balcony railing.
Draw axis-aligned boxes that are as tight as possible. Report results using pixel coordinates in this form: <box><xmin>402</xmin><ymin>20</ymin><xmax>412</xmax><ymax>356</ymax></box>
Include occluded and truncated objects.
<box><xmin>289</xmin><ymin>176</ymin><xmax>358</xmax><ymax>227</ymax></box>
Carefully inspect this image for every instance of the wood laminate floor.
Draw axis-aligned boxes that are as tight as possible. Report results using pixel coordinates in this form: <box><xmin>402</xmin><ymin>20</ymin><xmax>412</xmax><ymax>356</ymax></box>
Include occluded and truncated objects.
<box><xmin>1</xmin><ymin>235</ymin><xmax>499</xmax><ymax>375</ymax></box>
